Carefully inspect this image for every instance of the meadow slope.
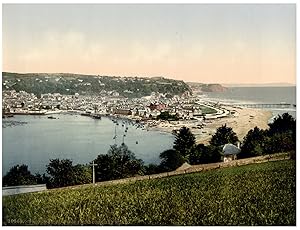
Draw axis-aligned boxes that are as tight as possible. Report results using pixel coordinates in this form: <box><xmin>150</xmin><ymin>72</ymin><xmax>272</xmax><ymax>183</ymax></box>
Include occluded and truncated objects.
<box><xmin>2</xmin><ymin>160</ymin><xmax>296</xmax><ymax>226</ymax></box>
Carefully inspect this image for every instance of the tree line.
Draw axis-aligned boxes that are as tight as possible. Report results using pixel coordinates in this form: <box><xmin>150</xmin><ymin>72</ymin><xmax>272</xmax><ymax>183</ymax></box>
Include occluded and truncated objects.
<box><xmin>3</xmin><ymin>72</ymin><xmax>191</xmax><ymax>98</ymax></box>
<box><xmin>150</xmin><ymin>112</ymin><xmax>295</xmax><ymax>172</ymax></box>
<box><xmin>2</xmin><ymin>113</ymin><xmax>295</xmax><ymax>189</ymax></box>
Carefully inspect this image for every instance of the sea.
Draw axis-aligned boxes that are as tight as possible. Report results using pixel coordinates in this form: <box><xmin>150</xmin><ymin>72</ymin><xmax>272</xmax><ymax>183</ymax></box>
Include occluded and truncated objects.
<box><xmin>202</xmin><ymin>86</ymin><xmax>296</xmax><ymax>121</ymax></box>
<box><xmin>2</xmin><ymin>86</ymin><xmax>296</xmax><ymax>175</ymax></box>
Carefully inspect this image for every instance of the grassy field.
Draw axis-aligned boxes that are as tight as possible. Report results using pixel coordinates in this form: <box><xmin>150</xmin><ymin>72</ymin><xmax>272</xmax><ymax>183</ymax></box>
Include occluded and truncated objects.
<box><xmin>199</xmin><ymin>105</ymin><xmax>217</xmax><ymax>114</ymax></box>
<box><xmin>2</xmin><ymin>160</ymin><xmax>296</xmax><ymax>226</ymax></box>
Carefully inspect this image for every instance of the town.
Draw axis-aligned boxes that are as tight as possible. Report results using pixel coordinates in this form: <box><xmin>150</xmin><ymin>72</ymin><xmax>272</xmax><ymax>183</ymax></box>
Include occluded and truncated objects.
<box><xmin>2</xmin><ymin>89</ymin><xmax>231</xmax><ymax>131</ymax></box>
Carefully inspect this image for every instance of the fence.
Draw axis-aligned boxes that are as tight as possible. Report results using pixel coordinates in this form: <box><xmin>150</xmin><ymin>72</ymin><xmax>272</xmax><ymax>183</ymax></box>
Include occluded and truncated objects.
<box><xmin>92</xmin><ymin>152</ymin><xmax>290</xmax><ymax>187</ymax></box>
<box><xmin>30</xmin><ymin>152</ymin><xmax>291</xmax><ymax>193</ymax></box>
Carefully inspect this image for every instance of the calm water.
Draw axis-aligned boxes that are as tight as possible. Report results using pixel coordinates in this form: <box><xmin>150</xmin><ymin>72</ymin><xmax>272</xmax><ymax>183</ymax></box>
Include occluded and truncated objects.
<box><xmin>204</xmin><ymin>86</ymin><xmax>296</xmax><ymax>119</ymax></box>
<box><xmin>2</xmin><ymin>115</ymin><xmax>174</xmax><ymax>174</ymax></box>
<box><xmin>204</xmin><ymin>86</ymin><xmax>296</xmax><ymax>104</ymax></box>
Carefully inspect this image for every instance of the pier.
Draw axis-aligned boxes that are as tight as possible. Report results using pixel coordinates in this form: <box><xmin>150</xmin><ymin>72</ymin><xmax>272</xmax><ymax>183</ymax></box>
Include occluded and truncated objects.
<box><xmin>223</xmin><ymin>103</ymin><xmax>296</xmax><ymax>109</ymax></box>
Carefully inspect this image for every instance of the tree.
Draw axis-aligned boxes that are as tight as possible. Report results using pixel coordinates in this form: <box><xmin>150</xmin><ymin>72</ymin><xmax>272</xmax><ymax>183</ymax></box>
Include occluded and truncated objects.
<box><xmin>189</xmin><ymin>144</ymin><xmax>209</xmax><ymax>165</ymax></box>
<box><xmin>210</xmin><ymin>124</ymin><xmax>239</xmax><ymax>147</ymax></box>
<box><xmin>144</xmin><ymin>164</ymin><xmax>162</xmax><ymax>175</ymax></box>
<box><xmin>72</xmin><ymin>164</ymin><xmax>92</xmax><ymax>185</ymax></box>
<box><xmin>264</xmin><ymin>113</ymin><xmax>296</xmax><ymax>155</ymax></box>
<box><xmin>35</xmin><ymin>173</ymin><xmax>50</xmax><ymax>185</ymax></box>
<box><xmin>268</xmin><ymin>113</ymin><xmax>296</xmax><ymax>136</ymax></box>
<box><xmin>207</xmin><ymin>145</ymin><xmax>222</xmax><ymax>163</ymax></box>
<box><xmin>264</xmin><ymin>132</ymin><xmax>295</xmax><ymax>154</ymax></box>
<box><xmin>239</xmin><ymin>114</ymin><xmax>296</xmax><ymax>159</ymax></box>
<box><xmin>93</xmin><ymin>154</ymin><xmax>114</xmax><ymax>182</ymax></box>
<box><xmin>189</xmin><ymin>144</ymin><xmax>223</xmax><ymax>165</ymax></box>
<box><xmin>46</xmin><ymin>159</ymin><xmax>91</xmax><ymax>188</ymax></box>
<box><xmin>157</xmin><ymin>111</ymin><xmax>179</xmax><ymax>121</ymax></box>
<box><xmin>159</xmin><ymin>149</ymin><xmax>185</xmax><ymax>172</ymax></box>
<box><xmin>108</xmin><ymin>144</ymin><xmax>144</xmax><ymax>178</ymax></box>
<box><xmin>94</xmin><ymin>144</ymin><xmax>144</xmax><ymax>182</ymax></box>
<box><xmin>46</xmin><ymin>159</ymin><xmax>75</xmax><ymax>188</ymax></box>
<box><xmin>239</xmin><ymin>127</ymin><xmax>267</xmax><ymax>159</ymax></box>
<box><xmin>173</xmin><ymin>126</ymin><xmax>196</xmax><ymax>158</ymax></box>
<box><xmin>3</xmin><ymin>164</ymin><xmax>37</xmax><ymax>186</ymax></box>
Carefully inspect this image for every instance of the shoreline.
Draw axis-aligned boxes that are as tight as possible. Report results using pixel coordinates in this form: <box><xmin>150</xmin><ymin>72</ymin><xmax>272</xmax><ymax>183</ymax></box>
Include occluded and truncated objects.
<box><xmin>3</xmin><ymin>107</ymin><xmax>274</xmax><ymax>145</ymax></box>
<box><xmin>146</xmin><ymin>106</ymin><xmax>273</xmax><ymax>145</ymax></box>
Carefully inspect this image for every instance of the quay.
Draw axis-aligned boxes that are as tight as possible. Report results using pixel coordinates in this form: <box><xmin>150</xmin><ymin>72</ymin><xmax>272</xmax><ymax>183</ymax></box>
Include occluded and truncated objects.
<box><xmin>3</xmin><ymin>111</ymin><xmax>46</xmax><ymax>115</ymax></box>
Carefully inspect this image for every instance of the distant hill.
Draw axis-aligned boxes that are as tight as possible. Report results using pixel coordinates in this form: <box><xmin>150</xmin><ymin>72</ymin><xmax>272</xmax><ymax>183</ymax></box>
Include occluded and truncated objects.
<box><xmin>2</xmin><ymin>72</ymin><xmax>192</xmax><ymax>98</ymax></box>
<box><xmin>187</xmin><ymin>82</ymin><xmax>227</xmax><ymax>93</ymax></box>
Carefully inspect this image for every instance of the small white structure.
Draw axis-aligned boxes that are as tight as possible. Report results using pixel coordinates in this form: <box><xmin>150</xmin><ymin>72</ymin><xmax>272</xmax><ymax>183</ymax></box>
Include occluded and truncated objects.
<box><xmin>222</xmin><ymin>143</ymin><xmax>241</xmax><ymax>162</ymax></box>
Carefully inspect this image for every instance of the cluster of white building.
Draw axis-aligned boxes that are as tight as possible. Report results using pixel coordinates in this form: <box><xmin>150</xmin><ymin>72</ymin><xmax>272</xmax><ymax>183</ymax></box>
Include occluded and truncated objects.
<box><xmin>2</xmin><ymin>90</ymin><xmax>229</xmax><ymax>121</ymax></box>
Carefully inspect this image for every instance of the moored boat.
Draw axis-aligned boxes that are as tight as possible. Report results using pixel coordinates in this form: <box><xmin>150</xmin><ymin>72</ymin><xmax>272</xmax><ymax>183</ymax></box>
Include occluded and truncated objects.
<box><xmin>92</xmin><ymin>114</ymin><xmax>101</xmax><ymax>119</ymax></box>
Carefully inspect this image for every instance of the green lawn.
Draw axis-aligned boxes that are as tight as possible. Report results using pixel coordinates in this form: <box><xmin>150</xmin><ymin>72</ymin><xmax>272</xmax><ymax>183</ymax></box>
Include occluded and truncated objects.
<box><xmin>199</xmin><ymin>105</ymin><xmax>217</xmax><ymax>114</ymax></box>
<box><xmin>2</xmin><ymin>160</ymin><xmax>296</xmax><ymax>226</ymax></box>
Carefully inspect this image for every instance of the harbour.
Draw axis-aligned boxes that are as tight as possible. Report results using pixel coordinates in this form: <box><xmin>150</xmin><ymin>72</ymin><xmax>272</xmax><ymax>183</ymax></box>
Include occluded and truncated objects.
<box><xmin>2</xmin><ymin>114</ymin><xmax>174</xmax><ymax>175</ymax></box>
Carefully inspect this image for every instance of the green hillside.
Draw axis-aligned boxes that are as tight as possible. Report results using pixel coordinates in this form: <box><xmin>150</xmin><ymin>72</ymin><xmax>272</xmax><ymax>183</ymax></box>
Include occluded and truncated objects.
<box><xmin>2</xmin><ymin>160</ymin><xmax>295</xmax><ymax>226</ymax></box>
<box><xmin>2</xmin><ymin>72</ymin><xmax>191</xmax><ymax>98</ymax></box>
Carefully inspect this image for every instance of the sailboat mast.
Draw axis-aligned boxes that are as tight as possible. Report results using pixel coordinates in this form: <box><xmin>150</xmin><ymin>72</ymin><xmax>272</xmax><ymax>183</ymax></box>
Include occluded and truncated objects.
<box><xmin>115</xmin><ymin>125</ymin><xmax>117</xmax><ymax>144</ymax></box>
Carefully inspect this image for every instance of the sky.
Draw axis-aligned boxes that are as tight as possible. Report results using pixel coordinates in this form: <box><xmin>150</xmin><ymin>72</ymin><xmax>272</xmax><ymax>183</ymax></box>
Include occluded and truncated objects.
<box><xmin>2</xmin><ymin>4</ymin><xmax>296</xmax><ymax>84</ymax></box>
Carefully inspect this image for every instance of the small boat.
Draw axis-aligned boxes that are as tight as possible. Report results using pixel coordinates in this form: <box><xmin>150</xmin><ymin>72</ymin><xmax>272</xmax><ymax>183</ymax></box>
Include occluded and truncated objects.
<box><xmin>81</xmin><ymin>113</ymin><xmax>91</xmax><ymax>117</ymax></box>
<box><xmin>47</xmin><ymin>116</ymin><xmax>56</xmax><ymax>119</ymax></box>
<box><xmin>113</xmin><ymin>125</ymin><xmax>117</xmax><ymax>140</ymax></box>
<box><xmin>92</xmin><ymin>114</ymin><xmax>101</xmax><ymax>119</ymax></box>
<box><xmin>136</xmin><ymin>141</ymin><xmax>138</xmax><ymax>144</ymax></box>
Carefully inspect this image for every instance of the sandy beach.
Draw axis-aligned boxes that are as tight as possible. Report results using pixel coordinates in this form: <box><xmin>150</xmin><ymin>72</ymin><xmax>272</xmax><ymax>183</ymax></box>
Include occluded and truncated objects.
<box><xmin>148</xmin><ymin>107</ymin><xmax>273</xmax><ymax>145</ymax></box>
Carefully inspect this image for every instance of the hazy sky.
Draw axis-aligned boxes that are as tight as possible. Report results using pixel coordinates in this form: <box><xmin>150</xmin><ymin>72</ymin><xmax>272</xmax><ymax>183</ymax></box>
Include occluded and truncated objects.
<box><xmin>2</xmin><ymin>4</ymin><xmax>296</xmax><ymax>84</ymax></box>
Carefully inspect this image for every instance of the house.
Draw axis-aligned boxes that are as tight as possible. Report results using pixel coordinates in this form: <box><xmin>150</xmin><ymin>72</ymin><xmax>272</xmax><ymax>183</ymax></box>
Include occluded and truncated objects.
<box><xmin>148</xmin><ymin>103</ymin><xmax>166</xmax><ymax>111</ymax></box>
<box><xmin>150</xmin><ymin>109</ymin><xmax>161</xmax><ymax>118</ymax></box>
<box><xmin>222</xmin><ymin>143</ymin><xmax>241</xmax><ymax>162</ymax></box>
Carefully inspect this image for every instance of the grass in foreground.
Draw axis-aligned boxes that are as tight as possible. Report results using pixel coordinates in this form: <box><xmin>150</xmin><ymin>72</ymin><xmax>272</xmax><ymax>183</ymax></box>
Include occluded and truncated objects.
<box><xmin>2</xmin><ymin>160</ymin><xmax>296</xmax><ymax>226</ymax></box>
